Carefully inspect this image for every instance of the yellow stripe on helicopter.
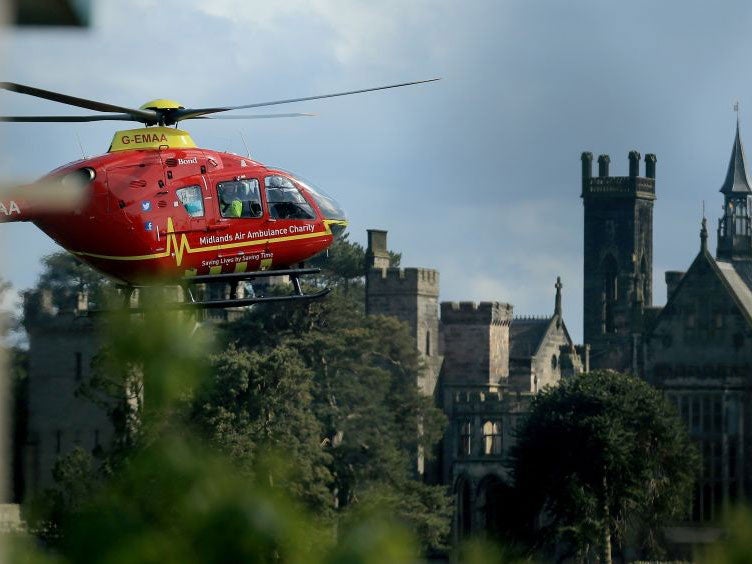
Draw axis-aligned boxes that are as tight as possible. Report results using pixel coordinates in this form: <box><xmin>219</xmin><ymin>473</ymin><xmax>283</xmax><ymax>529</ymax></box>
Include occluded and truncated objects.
<box><xmin>72</xmin><ymin>218</ymin><xmax>348</xmax><ymax>268</ymax></box>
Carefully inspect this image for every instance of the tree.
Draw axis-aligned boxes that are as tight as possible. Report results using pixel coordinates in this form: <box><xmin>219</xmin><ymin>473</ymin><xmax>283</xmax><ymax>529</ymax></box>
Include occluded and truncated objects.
<box><xmin>192</xmin><ymin>344</ymin><xmax>334</xmax><ymax>515</ymax></box>
<box><xmin>219</xmin><ymin>239</ymin><xmax>451</xmax><ymax>552</ymax></box>
<box><xmin>510</xmin><ymin>370</ymin><xmax>698</xmax><ymax>562</ymax></box>
<box><xmin>31</xmin><ymin>252</ymin><xmax>113</xmax><ymax>311</ymax></box>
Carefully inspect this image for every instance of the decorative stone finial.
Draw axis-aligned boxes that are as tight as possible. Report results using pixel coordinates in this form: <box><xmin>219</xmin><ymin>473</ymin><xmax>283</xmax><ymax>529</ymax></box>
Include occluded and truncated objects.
<box><xmin>554</xmin><ymin>276</ymin><xmax>563</xmax><ymax>317</ymax></box>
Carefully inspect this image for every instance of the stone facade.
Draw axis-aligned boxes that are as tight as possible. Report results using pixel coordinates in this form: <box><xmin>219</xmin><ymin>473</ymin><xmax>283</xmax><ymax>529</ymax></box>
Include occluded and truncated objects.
<box><xmin>585</xmin><ymin>124</ymin><xmax>752</xmax><ymax>534</ymax></box>
<box><xmin>645</xmin><ymin>247</ymin><xmax>752</xmax><ymax>522</ymax></box>
<box><xmin>21</xmin><ymin>291</ymin><xmax>110</xmax><ymax>497</ymax></box>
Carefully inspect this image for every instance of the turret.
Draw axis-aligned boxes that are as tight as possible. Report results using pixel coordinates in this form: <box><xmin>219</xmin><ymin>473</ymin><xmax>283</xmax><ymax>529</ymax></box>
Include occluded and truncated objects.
<box><xmin>597</xmin><ymin>154</ymin><xmax>610</xmax><ymax>177</ymax></box>
<box><xmin>364</xmin><ymin>229</ymin><xmax>441</xmax><ymax>396</ymax></box>
<box><xmin>581</xmin><ymin>152</ymin><xmax>593</xmax><ymax>193</ymax></box>
<box><xmin>645</xmin><ymin>153</ymin><xmax>657</xmax><ymax>179</ymax></box>
<box><xmin>628</xmin><ymin>150</ymin><xmax>640</xmax><ymax>178</ymax></box>
<box><xmin>716</xmin><ymin>119</ymin><xmax>752</xmax><ymax>260</ymax></box>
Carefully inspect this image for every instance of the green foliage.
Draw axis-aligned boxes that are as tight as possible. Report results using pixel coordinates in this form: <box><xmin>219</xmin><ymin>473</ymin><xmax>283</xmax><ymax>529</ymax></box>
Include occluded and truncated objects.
<box><xmin>22</xmin><ymin>235</ymin><xmax>450</xmax><ymax>558</ymax></box>
<box><xmin>18</xmin><ymin>309</ymin><xmax>429</xmax><ymax>563</ymax></box>
<box><xmin>308</xmin><ymin>233</ymin><xmax>366</xmax><ymax>289</ymax></box>
<box><xmin>214</xmin><ymin>292</ymin><xmax>451</xmax><ymax>551</ymax></box>
<box><xmin>700</xmin><ymin>506</ymin><xmax>752</xmax><ymax>563</ymax></box>
<box><xmin>511</xmin><ymin>370</ymin><xmax>699</xmax><ymax>561</ymax></box>
<box><xmin>193</xmin><ymin>344</ymin><xmax>334</xmax><ymax>515</ymax></box>
<box><xmin>56</xmin><ymin>438</ymin><xmax>331</xmax><ymax>564</ymax></box>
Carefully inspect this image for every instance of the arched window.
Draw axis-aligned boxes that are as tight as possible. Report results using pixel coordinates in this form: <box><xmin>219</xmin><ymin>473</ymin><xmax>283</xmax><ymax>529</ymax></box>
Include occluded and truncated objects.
<box><xmin>483</xmin><ymin>421</ymin><xmax>502</xmax><ymax>455</ymax></box>
<box><xmin>551</xmin><ymin>354</ymin><xmax>558</xmax><ymax>370</ymax></box>
<box><xmin>459</xmin><ymin>421</ymin><xmax>472</xmax><ymax>456</ymax></box>
<box><xmin>602</xmin><ymin>254</ymin><xmax>618</xmax><ymax>333</ymax></box>
<box><xmin>425</xmin><ymin>329</ymin><xmax>431</xmax><ymax>356</ymax></box>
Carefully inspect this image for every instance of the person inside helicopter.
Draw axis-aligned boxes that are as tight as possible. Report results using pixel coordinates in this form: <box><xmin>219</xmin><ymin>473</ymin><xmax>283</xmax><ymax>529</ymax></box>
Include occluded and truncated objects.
<box><xmin>265</xmin><ymin>175</ymin><xmax>315</xmax><ymax>220</ymax></box>
<box><xmin>218</xmin><ymin>180</ymin><xmax>262</xmax><ymax>218</ymax></box>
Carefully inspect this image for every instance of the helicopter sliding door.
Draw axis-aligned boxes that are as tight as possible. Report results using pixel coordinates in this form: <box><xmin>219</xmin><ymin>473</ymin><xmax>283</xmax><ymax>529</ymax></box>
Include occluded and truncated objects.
<box><xmin>207</xmin><ymin>177</ymin><xmax>268</xmax><ymax>272</ymax></box>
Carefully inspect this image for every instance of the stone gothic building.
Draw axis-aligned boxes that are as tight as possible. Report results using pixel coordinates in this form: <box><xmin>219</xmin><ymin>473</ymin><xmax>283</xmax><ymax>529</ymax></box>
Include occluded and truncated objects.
<box><xmin>582</xmin><ymin>123</ymin><xmax>752</xmax><ymax>532</ymax></box>
<box><xmin>364</xmin><ymin>229</ymin><xmax>585</xmax><ymax>538</ymax></box>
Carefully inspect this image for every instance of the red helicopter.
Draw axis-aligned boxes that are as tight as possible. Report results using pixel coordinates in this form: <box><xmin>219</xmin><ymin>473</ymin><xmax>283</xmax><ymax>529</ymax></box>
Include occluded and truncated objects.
<box><xmin>0</xmin><ymin>79</ymin><xmax>437</xmax><ymax>309</ymax></box>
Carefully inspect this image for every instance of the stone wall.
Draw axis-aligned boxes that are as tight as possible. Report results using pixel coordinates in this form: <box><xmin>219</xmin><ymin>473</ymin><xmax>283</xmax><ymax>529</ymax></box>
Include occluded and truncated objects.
<box><xmin>440</xmin><ymin>302</ymin><xmax>513</xmax><ymax>387</ymax></box>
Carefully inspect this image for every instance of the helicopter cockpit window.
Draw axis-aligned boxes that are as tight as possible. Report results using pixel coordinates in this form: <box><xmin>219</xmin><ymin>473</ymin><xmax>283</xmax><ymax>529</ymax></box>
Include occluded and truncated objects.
<box><xmin>265</xmin><ymin>175</ymin><xmax>315</xmax><ymax>220</ymax></box>
<box><xmin>176</xmin><ymin>185</ymin><xmax>204</xmax><ymax>218</ymax></box>
<box><xmin>217</xmin><ymin>179</ymin><xmax>263</xmax><ymax>219</ymax></box>
<box><xmin>292</xmin><ymin>176</ymin><xmax>347</xmax><ymax>221</ymax></box>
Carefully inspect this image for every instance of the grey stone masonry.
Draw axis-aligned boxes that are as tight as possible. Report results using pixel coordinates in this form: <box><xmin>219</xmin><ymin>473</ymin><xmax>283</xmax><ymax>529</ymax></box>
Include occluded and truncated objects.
<box><xmin>441</xmin><ymin>302</ymin><xmax>513</xmax><ymax>387</ymax></box>
<box><xmin>365</xmin><ymin>229</ymin><xmax>390</xmax><ymax>271</ymax></box>
<box><xmin>367</xmin><ymin>267</ymin><xmax>442</xmax><ymax>397</ymax></box>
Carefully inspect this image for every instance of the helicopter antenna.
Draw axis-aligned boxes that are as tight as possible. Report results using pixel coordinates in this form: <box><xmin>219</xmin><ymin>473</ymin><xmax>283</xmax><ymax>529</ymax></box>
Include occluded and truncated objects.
<box><xmin>239</xmin><ymin>130</ymin><xmax>251</xmax><ymax>158</ymax></box>
<box><xmin>74</xmin><ymin>131</ymin><xmax>85</xmax><ymax>159</ymax></box>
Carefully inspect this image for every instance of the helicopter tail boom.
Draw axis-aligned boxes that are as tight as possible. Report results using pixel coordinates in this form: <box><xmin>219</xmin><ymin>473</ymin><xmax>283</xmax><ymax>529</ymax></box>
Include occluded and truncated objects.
<box><xmin>0</xmin><ymin>169</ymin><xmax>93</xmax><ymax>222</ymax></box>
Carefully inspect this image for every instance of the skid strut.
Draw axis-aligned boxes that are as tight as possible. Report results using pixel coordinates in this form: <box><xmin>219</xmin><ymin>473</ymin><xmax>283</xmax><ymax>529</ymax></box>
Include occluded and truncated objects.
<box><xmin>108</xmin><ymin>268</ymin><xmax>329</xmax><ymax>313</ymax></box>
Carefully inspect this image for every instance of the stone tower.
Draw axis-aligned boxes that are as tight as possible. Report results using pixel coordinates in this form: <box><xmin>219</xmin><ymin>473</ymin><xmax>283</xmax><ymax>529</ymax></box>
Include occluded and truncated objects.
<box><xmin>365</xmin><ymin>229</ymin><xmax>442</xmax><ymax>397</ymax></box>
<box><xmin>440</xmin><ymin>302</ymin><xmax>513</xmax><ymax>388</ymax></box>
<box><xmin>581</xmin><ymin>151</ymin><xmax>656</xmax><ymax>372</ymax></box>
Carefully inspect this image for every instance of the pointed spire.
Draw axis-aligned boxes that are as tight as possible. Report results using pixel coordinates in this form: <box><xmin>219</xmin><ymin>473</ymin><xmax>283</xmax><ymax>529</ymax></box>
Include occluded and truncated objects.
<box><xmin>720</xmin><ymin>115</ymin><xmax>752</xmax><ymax>194</ymax></box>
<box><xmin>700</xmin><ymin>216</ymin><xmax>708</xmax><ymax>252</ymax></box>
<box><xmin>554</xmin><ymin>276</ymin><xmax>562</xmax><ymax>317</ymax></box>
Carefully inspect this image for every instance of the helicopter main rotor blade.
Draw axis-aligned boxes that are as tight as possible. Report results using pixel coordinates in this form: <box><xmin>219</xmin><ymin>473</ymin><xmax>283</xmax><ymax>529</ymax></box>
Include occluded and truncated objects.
<box><xmin>196</xmin><ymin>113</ymin><xmax>316</xmax><ymax>120</ymax></box>
<box><xmin>0</xmin><ymin>82</ymin><xmax>158</xmax><ymax>123</ymax></box>
<box><xmin>172</xmin><ymin>78</ymin><xmax>440</xmax><ymax>122</ymax></box>
<box><xmin>0</xmin><ymin>114</ymin><xmax>136</xmax><ymax>122</ymax></box>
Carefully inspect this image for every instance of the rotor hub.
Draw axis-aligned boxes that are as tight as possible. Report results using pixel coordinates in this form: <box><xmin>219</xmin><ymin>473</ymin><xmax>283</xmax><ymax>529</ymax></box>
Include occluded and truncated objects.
<box><xmin>138</xmin><ymin>99</ymin><xmax>185</xmax><ymax>126</ymax></box>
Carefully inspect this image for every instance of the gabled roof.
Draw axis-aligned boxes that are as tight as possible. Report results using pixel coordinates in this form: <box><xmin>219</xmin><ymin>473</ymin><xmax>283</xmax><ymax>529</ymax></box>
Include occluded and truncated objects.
<box><xmin>509</xmin><ymin>315</ymin><xmax>574</xmax><ymax>359</ymax></box>
<box><xmin>510</xmin><ymin>318</ymin><xmax>549</xmax><ymax>358</ymax></box>
<box><xmin>715</xmin><ymin>259</ymin><xmax>752</xmax><ymax>325</ymax></box>
<box><xmin>650</xmin><ymin>248</ymin><xmax>752</xmax><ymax>333</ymax></box>
<box><xmin>720</xmin><ymin>120</ymin><xmax>752</xmax><ymax>195</ymax></box>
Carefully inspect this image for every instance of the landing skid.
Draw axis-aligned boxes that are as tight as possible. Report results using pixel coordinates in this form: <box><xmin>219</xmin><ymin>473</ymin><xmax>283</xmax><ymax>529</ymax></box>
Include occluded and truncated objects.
<box><xmin>113</xmin><ymin>267</ymin><xmax>328</xmax><ymax>313</ymax></box>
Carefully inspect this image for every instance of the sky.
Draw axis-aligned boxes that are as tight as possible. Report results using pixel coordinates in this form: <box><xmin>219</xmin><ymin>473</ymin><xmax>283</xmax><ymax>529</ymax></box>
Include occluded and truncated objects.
<box><xmin>1</xmin><ymin>0</ymin><xmax>752</xmax><ymax>342</ymax></box>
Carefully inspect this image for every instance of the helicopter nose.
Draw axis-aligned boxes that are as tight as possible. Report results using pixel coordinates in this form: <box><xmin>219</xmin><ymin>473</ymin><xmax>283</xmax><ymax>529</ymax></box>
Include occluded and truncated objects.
<box><xmin>301</xmin><ymin>184</ymin><xmax>347</xmax><ymax>236</ymax></box>
<box><xmin>328</xmin><ymin>218</ymin><xmax>348</xmax><ymax>239</ymax></box>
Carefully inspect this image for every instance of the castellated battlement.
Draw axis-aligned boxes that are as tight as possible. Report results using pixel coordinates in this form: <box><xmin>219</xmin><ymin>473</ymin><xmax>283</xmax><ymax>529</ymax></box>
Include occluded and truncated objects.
<box><xmin>580</xmin><ymin>151</ymin><xmax>656</xmax><ymax>201</ymax></box>
<box><xmin>366</xmin><ymin>267</ymin><xmax>439</xmax><ymax>296</ymax></box>
<box><xmin>441</xmin><ymin>301</ymin><xmax>513</xmax><ymax>326</ymax></box>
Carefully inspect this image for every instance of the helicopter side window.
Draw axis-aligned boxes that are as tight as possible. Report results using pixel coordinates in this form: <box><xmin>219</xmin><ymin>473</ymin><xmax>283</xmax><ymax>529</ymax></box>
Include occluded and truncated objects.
<box><xmin>265</xmin><ymin>175</ymin><xmax>315</xmax><ymax>220</ymax></box>
<box><xmin>217</xmin><ymin>179</ymin><xmax>263</xmax><ymax>219</ymax></box>
<box><xmin>176</xmin><ymin>185</ymin><xmax>204</xmax><ymax>218</ymax></box>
